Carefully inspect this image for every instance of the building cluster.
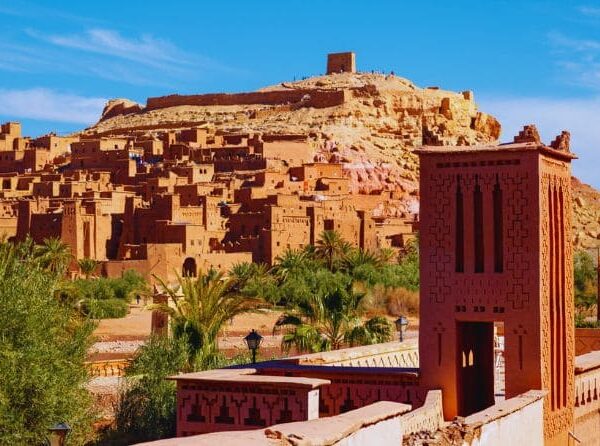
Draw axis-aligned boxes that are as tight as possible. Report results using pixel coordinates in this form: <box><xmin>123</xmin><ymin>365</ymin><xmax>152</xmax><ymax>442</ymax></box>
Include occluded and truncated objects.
<box><xmin>0</xmin><ymin>121</ymin><xmax>416</xmax><ymax>282</ymax></box>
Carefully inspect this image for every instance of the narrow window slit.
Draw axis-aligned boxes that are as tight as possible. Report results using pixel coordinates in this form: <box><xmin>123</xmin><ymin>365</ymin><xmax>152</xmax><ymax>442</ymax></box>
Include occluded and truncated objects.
<box><xmin>474</xmin><ymin>175</ymin><xmax>484</xmax><ymax>273</ymax></box>
<box><xmin>455</xmin><ymin>175</ymin><xmax>464</xmax><ymax>273</ymax></box>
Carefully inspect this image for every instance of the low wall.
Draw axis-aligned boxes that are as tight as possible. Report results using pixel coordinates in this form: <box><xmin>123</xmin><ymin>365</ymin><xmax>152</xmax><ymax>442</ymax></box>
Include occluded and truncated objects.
<box><xmin>574</xmin><ymin>351</ymin><xmax>600</xmax><ymax>445</ymax></box>
<box><xmin>86</xmin><ymin>359</ymin><xmax>130</xmax><ymax>377</ymax></box>
<box><xmin>432</xmin><ymin>391</ymin><xmax>546</xmax><ymax>446</ymax></box>
<box><xmin>171</xmin><ymin>368</ymin><xmax>329</xmax><ymax>437</ymax></box>
<box><xmin>287</xmin><ymin>340</ymin><xmax>419</xmax><ymax>368</ymax></box>
<box><xmin>258</xmin><ymin>364</ymin><xmax>423</xmax><ymax>417</ymax></box>
<box><xmin>146</xmin><ymin>89</ymin><xmax>347</xmax><ymax>111</ymax></box>
<box><xmin>575</xmin><ymin>328</ymin><xmax>600</xmax><ymax>355</ymax></box>
<box><xmin>400</xmin><ymin>390</ymin><xmax>444</xmax><ymax>438</ymax></box>
<box><xmin>135</xmin><ymin>401</ymin><xmax>412</xmax><ymax>446</ymax></box>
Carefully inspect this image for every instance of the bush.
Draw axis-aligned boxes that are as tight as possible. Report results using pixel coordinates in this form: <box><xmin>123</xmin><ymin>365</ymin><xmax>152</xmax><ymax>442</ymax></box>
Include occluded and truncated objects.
<box><xmin>96</xmin><ymin>336</ymin><xmax>188</xmax><ymax>445</ymax></box>
<box><xmin>367</xmin><ymin>285</ymin><xmax>419</xmax><ymax>317</ymax></box>
<box><xmin>574</xmin><ymin>250</ymin><xmax>597</xmax><ymax>309</ymax></box>
<box><xmin>95</xmin><ymin>335</ymin><xmax>250</xmax><ymax>445</ymax></box>
<box><xmin>81</xmin><ymin>298</ymin><xmax>129</xmax><ymax>319</ymax></box>
<box><xmin>73</xmin><ymin>278</ymin><xmax>116</xmax><ymax>301</ymax></box>
<box><xmin>112</xmin><ymin>270</ymin><xmax>147</xmax><ymax>301</ymax></box>
<box><xmin>575</xmin><ymin>313</ymin><xmax>600</xmax><ymax>328</ymax></box>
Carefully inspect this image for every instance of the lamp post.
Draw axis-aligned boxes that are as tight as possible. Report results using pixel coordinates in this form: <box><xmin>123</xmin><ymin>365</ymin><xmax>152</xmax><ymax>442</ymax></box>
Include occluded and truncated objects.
<box><xmin>395</xmin><ymin>316</ymin><xmax>409</xmax><ymax>342</ymax></box>
<box><xmin>47</xmin><ymin>422</ymin><xmax>71</xmax><ymax>446</ymax></box>
<box><xmin>244</xmin><ymin>329</ymin><xmax>263</xmax><ymax>364</ymax></box>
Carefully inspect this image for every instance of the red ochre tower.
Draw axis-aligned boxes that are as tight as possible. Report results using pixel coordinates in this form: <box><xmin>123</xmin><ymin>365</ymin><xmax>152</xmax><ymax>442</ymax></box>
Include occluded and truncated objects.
<box><xmin>417</xmin><ymin>126</ymin><xmax>575</xmax><ymax>445</ymax></box>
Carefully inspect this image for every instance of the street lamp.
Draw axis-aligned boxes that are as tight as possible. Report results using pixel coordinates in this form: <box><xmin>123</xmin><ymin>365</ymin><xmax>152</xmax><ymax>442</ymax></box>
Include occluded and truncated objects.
<box><xmin>395</xmin><ymin>316</ymin><xmax>409</xmax><ymax>342</ymax></box>
<box><xmin>244</xmin><ymin>329</ymin><xmax>263</xmax><ymax>364</ymax></box>
<box><xmin>47</xmin><ymin>422</ymin><xmax>71</xmax><ymax>446</ymax></box>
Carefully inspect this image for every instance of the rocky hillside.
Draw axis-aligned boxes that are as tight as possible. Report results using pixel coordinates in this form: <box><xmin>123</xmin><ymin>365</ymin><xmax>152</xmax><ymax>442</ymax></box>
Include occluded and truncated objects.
<box><xmin>83</xmin><ymin>72</ymin><xmax>600</xmax><ymax>251</ymax></box>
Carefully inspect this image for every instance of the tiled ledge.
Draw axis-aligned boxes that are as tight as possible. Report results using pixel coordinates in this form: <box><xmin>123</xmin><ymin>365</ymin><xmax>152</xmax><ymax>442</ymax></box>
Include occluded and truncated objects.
<box><xmin>168</xmin><ymin>367</ymin><xmax>330</xmax><ymax>389</ymax></box>
<box><xmin>575</xmin><ymin>350</ymin><xmax>600</xmax><ymax>374</ymax></box>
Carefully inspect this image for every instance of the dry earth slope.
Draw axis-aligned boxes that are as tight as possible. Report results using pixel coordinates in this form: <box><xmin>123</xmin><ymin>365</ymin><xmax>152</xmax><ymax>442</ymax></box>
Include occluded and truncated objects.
<box><xmin>84</xmin><ymin>72</ymin><xmax>600</xmax><ymax>251</ymax></box>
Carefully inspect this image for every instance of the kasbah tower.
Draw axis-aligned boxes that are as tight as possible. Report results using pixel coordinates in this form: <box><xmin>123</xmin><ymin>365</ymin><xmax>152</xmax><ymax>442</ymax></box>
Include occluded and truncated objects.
<box><xmin>417</xmin><ymin>126</ymin><xmax>576</xmax><ymax>445</ymax></box>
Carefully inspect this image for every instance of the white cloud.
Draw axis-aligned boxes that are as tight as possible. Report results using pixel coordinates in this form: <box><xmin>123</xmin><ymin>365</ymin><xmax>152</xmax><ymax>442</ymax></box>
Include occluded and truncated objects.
<box><xmin>9</xmin><ymin>28</ymin><xmax>229</xmax><ymax>87</ymax></box>
<box><xmin>578</xmin><ymin>6</ymin><xmax>600</xmax><ymax>17</ymax></box>
<box><xmin>0</xmin><ymin>88</ymin><xmax>106</xmax><ymax>124</ymax></box>
<box><xmin>479</xmin><ymin>95</ymin><xmax>600</xmax><ymax>188</ymax></box>
<box><xmin>41</xmin><ymin>29</ymin><xmax>188</xmax><ymax>69</ymax></box>
<box><xmin>26</xmin><ymin>28</ymin><xmax>220</xmax><ymax>76</ymax></box>
<box><xmin>548</xmin><ymin>32</ymin><xmax>600</xmax><ymax>90</ymax></box>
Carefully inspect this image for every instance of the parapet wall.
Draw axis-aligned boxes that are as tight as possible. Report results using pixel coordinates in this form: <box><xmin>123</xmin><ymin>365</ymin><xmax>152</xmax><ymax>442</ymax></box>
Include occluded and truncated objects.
<box><xmin>459</xmin><ymin>391</ymin><xmax>546</xmax><ymax>446</ymax></box>
<box><xmin>574</xmin><ymin>351</ymin><xmax>600</xmax><ymax>445</ymax></box>
<box><xmin>287</xmin><ymin>340</ymin><xmax>419</xmax><ymax>368</ymax></box>
<box><xmin>135</xmin><ymin>400</ymin><xmax>412</xmax><ymax>446</ymax></box>
<box><xmin>146</xmin><ymin>89</ymin><xmax>348</xmax><ymax>111</ymax></box>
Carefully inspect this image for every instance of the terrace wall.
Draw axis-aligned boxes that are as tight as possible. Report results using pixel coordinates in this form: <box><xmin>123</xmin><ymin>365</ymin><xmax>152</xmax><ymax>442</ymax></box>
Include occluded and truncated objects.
<box><xmin>146</xmin><ymin>89</ymin><xmax>348</xmax><ymax>111</ymax></box>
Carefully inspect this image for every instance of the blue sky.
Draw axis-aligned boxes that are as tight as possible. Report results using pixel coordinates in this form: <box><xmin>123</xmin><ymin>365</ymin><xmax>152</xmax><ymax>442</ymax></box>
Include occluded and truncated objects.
<box><xmin>1</xmin><ymin>0</ymin><xmax>600</xmax><ymax>186</ymax></box>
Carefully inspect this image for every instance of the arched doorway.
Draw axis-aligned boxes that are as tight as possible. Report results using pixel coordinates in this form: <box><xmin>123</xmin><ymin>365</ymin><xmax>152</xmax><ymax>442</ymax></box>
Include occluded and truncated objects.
<box><xmin>182</xmin><ymin>257</ymin><xmax>197</xmax><ymax>277</ymax></box>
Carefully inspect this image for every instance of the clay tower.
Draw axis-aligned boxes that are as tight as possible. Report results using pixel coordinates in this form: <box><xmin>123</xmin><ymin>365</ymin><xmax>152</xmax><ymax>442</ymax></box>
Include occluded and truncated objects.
<box><xmin>417</xmin><ymin>126</ymin><xmax>576</xmax><ymax>445</ymax></box>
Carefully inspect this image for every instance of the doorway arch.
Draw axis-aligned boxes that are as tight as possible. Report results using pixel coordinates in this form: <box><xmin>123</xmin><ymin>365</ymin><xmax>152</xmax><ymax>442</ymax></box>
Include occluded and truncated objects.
<box><xmin>182</xmin><ymin>257</ymin><xmax>197</xmax><ymax>277</ymax></box>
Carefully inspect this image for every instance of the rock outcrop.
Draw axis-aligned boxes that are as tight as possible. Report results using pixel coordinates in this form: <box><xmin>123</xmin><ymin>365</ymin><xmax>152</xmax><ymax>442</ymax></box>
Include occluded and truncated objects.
<box><xmin>99</xmin><ymin>99</ymin><xmax>142</xmax><ymax>122</ymax></box>
<box><xmin>82</xmin><ymin>72</ymin><xmax>599</xmax><ymax>251</ymax></box>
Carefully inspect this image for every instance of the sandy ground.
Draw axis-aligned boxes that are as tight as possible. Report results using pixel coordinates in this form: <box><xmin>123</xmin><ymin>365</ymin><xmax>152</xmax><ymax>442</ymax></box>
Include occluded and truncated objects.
<box><xmin>90</xmin><ymin>305</ymin><xmax>287</xmax><ymax>361</ymax></box>
<box><xmin>94</xmin><ymin>305</ymin><xmax>285</xmax><ymax>340</ymax></box>
<box><xmin>90</xmin><ymin>305</ymin><xmax>419</xmax><ymax>361</ymax></box>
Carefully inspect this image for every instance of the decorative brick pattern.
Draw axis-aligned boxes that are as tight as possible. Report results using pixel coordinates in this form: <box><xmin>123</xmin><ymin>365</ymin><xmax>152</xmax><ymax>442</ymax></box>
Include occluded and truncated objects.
<box><xmin>177</xmin><ymin>383</ymin><xmax>311</xmax><ymax>436</ymax></box>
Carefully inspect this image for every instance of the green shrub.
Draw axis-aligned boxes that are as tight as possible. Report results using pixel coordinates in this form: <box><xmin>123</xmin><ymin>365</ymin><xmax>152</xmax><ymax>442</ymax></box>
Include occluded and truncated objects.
<box><xmin>81</xmin><ymin>298</ymin><xmax>129</xmax><ymax>319</ymax></box>
<box><xmin>575</xmin><ymin>314</ymin><xmax>600</xmax><ymax>328</ymax></box>
<box><xmin>367</xmin><ymin>285</ymin><xmax>419</xmax><ymax>317</ymax></box>
<box><xmin>94</xmin><ymin>336</ymin><xmax>249</xmax><ymax>445</ymax></box>
<box><xmin>112</xmin><ymin>270</ymin><xmax>147</xmax><ymax>301</ymax></box>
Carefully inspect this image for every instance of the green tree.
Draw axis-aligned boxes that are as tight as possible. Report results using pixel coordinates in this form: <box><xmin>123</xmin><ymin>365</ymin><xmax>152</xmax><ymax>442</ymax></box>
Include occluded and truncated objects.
<box><xmin>151</xmin><ymin>270</ymin><xmax>262</xmax><ymax>368</ymax></box>
<box><xmin>0</xmin><ymin>241</ymin><xmax>95</xmax><ymax>445</ymax></box>
<box><xmin>78</xmin><ymin>257</ymin><xmax>99</xmax><ymax>279</ymax></box>
<box><xmin>574</xmin><ymin>250</ymin><xmax>598</xmax><ymax>314</ymax></box>
<box><xmin>33</xmin><ymin>237</ymin><xmax>72</xmax><ymax>275</ymax></box>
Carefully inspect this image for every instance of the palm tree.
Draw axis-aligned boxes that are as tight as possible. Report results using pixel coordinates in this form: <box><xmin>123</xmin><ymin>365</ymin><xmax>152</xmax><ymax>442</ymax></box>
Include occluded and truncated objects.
<box><xmin>274</xmin><ymin>281</ymin><xmax>392</xmax><ymax>353</ymax></box>
<box><xmin>314</xmin><ymin>230</ymin><xmax>352</xmax><ymax>271</ymax></box>
<box><xmin>150</xmin><ymin>270</ymin><xmax>263</xmax><ymax>368</ymax></box>
<box><xmin>271</xmin><ymin>249</ymin><xmax>311</xmax><ymax>282</ymax></box>
<box><xmin>376</xmin><ymin>247</ymin><xmax>396</xmax><ymax>265</ymax></box>
<box><xmin>33</xmin><ymin>238</ymin><xmax>72</xmax><ymax>275</ymax></box>
<box><xmin>346</xmin><ymin>316</ymin><xmax>393</xmax><ymax>347</ymax></box>
<box><xmin>229</xmin><ymin>262</ymin><xmax>269</xmax><ymax>290</ymax></box>
<box><xmin>78</xmin><ymin>258</ymin><xmax>99</xmax><ymax>279</ymax></box>
<box><xmin>342</xmin><ymin>248</ymin><xmax>382</xmax><ymax>271</ymax></box>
